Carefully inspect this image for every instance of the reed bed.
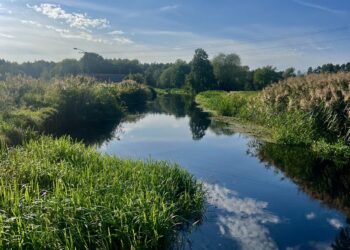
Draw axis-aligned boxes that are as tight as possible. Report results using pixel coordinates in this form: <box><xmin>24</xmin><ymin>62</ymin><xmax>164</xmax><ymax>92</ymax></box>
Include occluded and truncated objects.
<box><xmin>196</xmin><ymin>73</ymin><xmax>350</xmax><ymax>157</ymax></box>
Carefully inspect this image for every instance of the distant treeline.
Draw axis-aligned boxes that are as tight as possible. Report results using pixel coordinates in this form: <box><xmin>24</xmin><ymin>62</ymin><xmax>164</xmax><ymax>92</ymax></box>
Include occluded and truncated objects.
<box><xmin>1</xmin><ymin>49</ymin><xmax>349</xmax><ymax>92</ymax></box>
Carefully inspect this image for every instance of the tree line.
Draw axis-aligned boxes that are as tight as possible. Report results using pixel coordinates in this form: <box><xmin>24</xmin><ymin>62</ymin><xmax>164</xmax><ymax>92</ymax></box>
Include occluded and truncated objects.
<box><xmin>1</xmin><ymin>49</ymin><xmax>349</xmax><ymax>93</ymax></box>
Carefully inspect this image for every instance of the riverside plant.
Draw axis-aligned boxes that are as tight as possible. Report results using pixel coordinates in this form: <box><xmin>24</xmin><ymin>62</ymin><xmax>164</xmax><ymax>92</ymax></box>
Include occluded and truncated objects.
<box><xmin>0</xmin><ymin>76</ymin><xmax>152</xmax><ymax>145</ymax></box>
<box><xmin>0</xmin><ymin>136</ymin><xmax>204</xmax><ymax>249</ymax></box>
<box><xmin>261</xmin><ymin>72</ymin><xmax>350</xmax><ymax>143</ymax></box>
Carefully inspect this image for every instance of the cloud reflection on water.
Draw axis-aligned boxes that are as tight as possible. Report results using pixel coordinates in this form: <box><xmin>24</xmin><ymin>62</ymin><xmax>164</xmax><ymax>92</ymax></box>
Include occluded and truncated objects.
<box><xmin>204</xmin><ymin>183</ymin><xmax>280</xmax><ymax>250</ymax></box>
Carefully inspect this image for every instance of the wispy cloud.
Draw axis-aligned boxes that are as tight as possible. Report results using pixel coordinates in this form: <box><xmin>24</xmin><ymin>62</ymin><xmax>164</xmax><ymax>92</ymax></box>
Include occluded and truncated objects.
<box><xmin>159</xmin><ymin>4</ymin><xmax>180</xmax><ymax>12</ymax></box>
<box><xmin>108</xmin><ymin>30</ymin><xmax>124</xmax><ymax>35</ymax></box>
<box><xmin>0</xmin><ymin>3</ymin><xmax>12</xmax><ymax>14</ymax></box>
<box><xmin>112</xmin><ymin>37</ymin><xmax>134</xmax><ymax>44</ymax></box>
<box><xmin>27</xmin><ymin>3</ymin><xmax>109</xmax><ymax>30</ymax></box>
<box><xmin>292</xmin><ymin>0</ymin><xmax>345</xmax><ymax>14</ymax></box>
<box><xmin>0</xmin><ymin>32</ymin><xmax>14</xmax><ymax>39</ymax></box>
<box><xmin>20</xmin><ymin>19</ymin><xmax>110</xmax><ymax>44</ymax></box>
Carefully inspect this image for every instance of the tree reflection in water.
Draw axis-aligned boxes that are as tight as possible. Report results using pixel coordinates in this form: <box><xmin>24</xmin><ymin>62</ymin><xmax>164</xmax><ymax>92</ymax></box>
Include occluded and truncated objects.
<box><xmin>248</xmin><ymin>140</ymin><xmax>350</xmax><ymax>249</ymax></box>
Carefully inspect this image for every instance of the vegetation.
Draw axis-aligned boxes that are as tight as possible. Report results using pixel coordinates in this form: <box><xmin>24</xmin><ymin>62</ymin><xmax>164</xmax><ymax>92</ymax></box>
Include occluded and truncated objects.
<box><xmin>185</xmin><ymin>49</ymin><xmax>216</xmax><ymax>93</ymax></box>
<box><xmin>0</xmin><ymin>49</ymin><xmax>297</xmax><ymax>92</ymax></box>
<box><xmin>0</xmin><ymin>136</ymin><xmax>204</xmax><ymax>249</ymax></box>
<box><xmin>196</xmin><ymin>72</ymin><xmax>350</xmax><ymax>159</ymax></box>
<box><xmin>0</xmin><ymin>76</ymin><xmax>152</xmax><ymax>145</ymax></box>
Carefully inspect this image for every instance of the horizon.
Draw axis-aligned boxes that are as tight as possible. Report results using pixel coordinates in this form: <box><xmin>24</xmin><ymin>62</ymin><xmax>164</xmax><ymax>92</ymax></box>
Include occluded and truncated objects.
<box><xmin>0</xmin><ymin>0</ymin><xmax>350</xmax><ymax>70</ymax></box>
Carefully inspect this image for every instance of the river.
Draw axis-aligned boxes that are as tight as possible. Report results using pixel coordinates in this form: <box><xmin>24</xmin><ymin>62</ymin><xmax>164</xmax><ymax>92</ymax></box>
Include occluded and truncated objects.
<box><xmin>84</xmin><ymin>95</ymin><xmax>349</xmax><ymax>250</ymax></box>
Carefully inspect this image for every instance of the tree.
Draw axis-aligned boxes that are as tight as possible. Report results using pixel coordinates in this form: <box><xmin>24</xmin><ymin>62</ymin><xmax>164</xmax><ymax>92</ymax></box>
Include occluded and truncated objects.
<box><xmin>51</xmin><ymin>59</ymin><xmax>81</xmax><ymax>76</ymax></box>
<box><xmin>212</xmin><ymin>53</ymin><xmax>247</xmax><ymax>91</ymax></box>
<box><xmin>307</xmin><ymin>67</ymin><xmax>313</xmax><ymax>75</ymax></box>
<box><xmin>158</xmin><ymin>60</ymin><xmax>190</xmax><ymax>88</ymax></box>
<box><xmin>282</xmin><ymin>67</ymin><xmax>296</xmax><ymax>79</ymax></box>
<box><xmin>124</xmin><ymin>73</ymin><xmax>145</xmax><ymax>84</ymax></box>
<box><xmin>186</xmin><ymin>49</ymin><xmax>216</xmax><ymax>93</ymax></box>
<box><xmin>253</xmin><ymin>66</ymin><xmax>282</xmax><ymax>90</ymax></box>
<box><xmin>80</xmin><ymin>53</ymin><xmax>113</xmax><ymax>74</ymax></box>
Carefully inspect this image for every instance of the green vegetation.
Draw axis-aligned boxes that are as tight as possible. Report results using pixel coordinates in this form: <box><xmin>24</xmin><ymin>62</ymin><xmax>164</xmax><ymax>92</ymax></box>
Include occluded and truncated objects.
<box><xmin>154</xmin><ymin>87</ymin><xmax>191</xmax><ymax>96</ymax></box>
<box><xmin>0</xmin><ymin>136</ymin><xmax>204</xmax><ymax>249</ymax></box>
<box><xmin>0</xmin><ymin>76</ymin><xmax>151</xmax><ymax>145</ymax></box>
<box><xmin>196</xmin><ymin>72</ymin><xmax>350</xmax><ymax>160</ymax></box>
<box><xmin>0</xmin><ymin>50</ymin><xmax>307</xmax><ymax>93</ymax></box>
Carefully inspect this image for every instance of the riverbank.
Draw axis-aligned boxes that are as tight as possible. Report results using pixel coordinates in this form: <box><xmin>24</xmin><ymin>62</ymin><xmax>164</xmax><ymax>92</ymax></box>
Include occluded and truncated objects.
<box><xmin>195</xmin><ymin>73</ymin><xmax>350</xmax><ymax>162</ymax></box>
<box><xmin>0</xmin><ymin>77</ymin><xmax>205</xmax><ymax>249</ymax></box>
<box><xmin>0</xmin><ymin>136</ymin><xmax>204</xmax><ymax>249</ymax></box>
<box><xmin>0</xmin><ymin>77</ymin><xmax>152</xmax><ymax>146</ymax></box>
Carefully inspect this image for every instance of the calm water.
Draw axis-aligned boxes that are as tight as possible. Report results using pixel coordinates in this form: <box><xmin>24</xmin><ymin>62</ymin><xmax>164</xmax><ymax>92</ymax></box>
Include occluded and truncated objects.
<box><xmin>92</xmin><ymin>95</ymin><xmax>349</xmax><ymax>250</ymax></box>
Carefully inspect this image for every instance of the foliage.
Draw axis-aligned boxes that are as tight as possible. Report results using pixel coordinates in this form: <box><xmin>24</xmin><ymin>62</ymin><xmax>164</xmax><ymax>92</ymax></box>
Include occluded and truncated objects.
<box><xmin>212</xmin><ymin>53</ymin><xmax>249</xmax><ymax>91</ymax></box>
<box><xmin>186</xmin><ymin>49</ymin><xmax>216</xmax><ymax>93</ymax></box>
<box><xmin>0</xmin><ymin>76</ymin><xmax>151</xmax><ymax>145</ymax></box>
<box><xmin>252</xmin><ymin>66</ymin><xmax>283</xmax><ymax>90</ymax></box>
<box><xmin>0</xmin><ymin>136</ymin><xmax>204</xmax><ymax>249</ymax></box>
<box><xmin>158</xmin><ymin>60</ymin><xmax>190</xmax><ymax>89</ymax></box>
<box><xmin>261</xmin><ymin>72</ymin><xmax>350</xmax><ymax>143</ymax></box>
<box><xmin>196</xmin><ymin>72</ymin><xmax>350</xmax><ymax>156</ymax></box>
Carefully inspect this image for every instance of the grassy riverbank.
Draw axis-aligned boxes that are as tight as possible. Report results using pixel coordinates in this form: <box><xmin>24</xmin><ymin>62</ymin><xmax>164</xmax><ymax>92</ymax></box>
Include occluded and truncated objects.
<box><xmin>196</xmin><ymin>73</ymin><xmax>350</xmax><ymax>160</ymax></box>
<box><xmin>0</xmin><ymin>137</ymin><xmax>204</xmax><ymax>249</ymax></box>
<box><xmin>0</xmin><ymin>76</ymin><xmax>152</xmax><ymax>146</ymax></box>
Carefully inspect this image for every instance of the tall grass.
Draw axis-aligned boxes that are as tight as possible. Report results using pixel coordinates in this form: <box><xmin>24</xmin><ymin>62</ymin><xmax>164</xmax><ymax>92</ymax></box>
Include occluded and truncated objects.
<box><xmin>0</xmin><ymin>136</ymin><xmax>204</xmax><ymax>249</ymax></box>
<box><xmin>0</xmin><ymin>76</ymin><xmax>152</xmax><ymax>145</ymax></box>
<box><xmin>262</xmin><ymin>72</ymin><xmax>350</xmax><ymax>143</ymax></box>
<box><xmin>196</xmin><ymin>73</ymin><xmax>350</xmax><ymax>156</ymax></box>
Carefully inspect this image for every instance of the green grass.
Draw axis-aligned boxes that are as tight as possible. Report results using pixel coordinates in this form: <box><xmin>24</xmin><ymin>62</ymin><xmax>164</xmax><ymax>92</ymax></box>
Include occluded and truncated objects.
<box><xmin>0</xmin><ymin>76</ymin><xmax>152</xmax><ymax>146</ymax></box>
<box><xmin>0</xmin><ymin>136</ymin><xmax>204</xmax><ymax>249</ymax></box>
<box><xmin>196</xmin><ymin>90</ymin><xmax>350</xmax><ymax>161</ymax></box>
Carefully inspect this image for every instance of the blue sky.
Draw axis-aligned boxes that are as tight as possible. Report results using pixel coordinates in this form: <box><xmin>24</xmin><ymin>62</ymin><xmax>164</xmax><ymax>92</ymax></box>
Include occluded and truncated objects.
<box><xmin>0</xmin><ymin>0</ymin><xmax>349</xmax><ymax>70</ymax></box>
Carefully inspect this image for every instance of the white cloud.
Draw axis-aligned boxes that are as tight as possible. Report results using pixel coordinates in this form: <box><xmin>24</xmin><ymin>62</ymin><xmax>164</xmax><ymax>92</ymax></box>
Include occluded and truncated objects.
<box><xmin>20</xmin><ymin>19</ymin><xmax>110</xmax><ymax>44</ymax></box>
<box><xmin>306</xmin><ymin>212</ymin><xmax>316</xmax><ymax>220</ymax></box>
<box><xmin>27</xmin><ymin>3</ymin><xmax>109</xmax><ymax>30</ymax></box>
<box><xmin>159</xmin><ymin>4</ymin><xmax>180</xmax><ymax>12</ymax></box>
<box><xmin>204</xmin><ymin>183</ymin><xmax>280</xmax><ymax>250</ymax></box>
<box><xmin>0</xmin><ymin>32</ymin><xmax>14</xmax><ymax>39</ymax></box>
<box><xmin>112</xmin><ymin>37</ymin><xmax>134</xmax><ymax>44</ymax></box>
<box><xmin>292</xmin><ymin>0</ymin><xmax>344</xmax><ymax>14</ymax></box>
<box><xmin>327</xmin><ymin>218</ymin><xmax>343</xmax><ymax>229</ymax></box>
<box><xmin>108</xmin><ymin>30</ymin><xmax>124</xmax><ymax>35</ymax></box>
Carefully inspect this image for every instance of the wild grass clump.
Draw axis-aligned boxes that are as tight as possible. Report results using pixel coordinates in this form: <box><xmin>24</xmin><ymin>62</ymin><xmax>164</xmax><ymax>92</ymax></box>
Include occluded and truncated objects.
<box><xmin>196</xmin><ymin>91</ymin><xmax>261</xmax><ymax>119</ymax></box>
<box><xmin>0</xmin><ymin>76</ymin><xmax>152</xmax><ymax>145</ymax></box>
<box><xmin>0</xmin><ymin>136</ymin><xmax>204</xmax><ymax>249</ymax></box>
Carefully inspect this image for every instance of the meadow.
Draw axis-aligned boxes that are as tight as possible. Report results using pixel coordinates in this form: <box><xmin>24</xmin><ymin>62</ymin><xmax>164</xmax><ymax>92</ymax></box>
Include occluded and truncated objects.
<box><xmin>196</xmin><ymin>72</ymin><xmax>350</xmax><ymax>160</ymax></box>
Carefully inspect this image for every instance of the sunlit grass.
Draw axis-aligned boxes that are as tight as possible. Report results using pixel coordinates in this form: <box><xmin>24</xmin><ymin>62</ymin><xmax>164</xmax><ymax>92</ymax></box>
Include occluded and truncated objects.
<box><xmin>0</xmin><ymin>136</ymin><xmax>204</xmax><ymax>249</ymax></box>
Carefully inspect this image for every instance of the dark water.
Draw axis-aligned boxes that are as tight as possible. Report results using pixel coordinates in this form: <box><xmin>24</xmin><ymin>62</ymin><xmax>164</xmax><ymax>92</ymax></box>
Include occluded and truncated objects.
<box><xmin>90</xmin><ymin>95</ymin><xmax>349</xmax><ymax>250</ymax></box>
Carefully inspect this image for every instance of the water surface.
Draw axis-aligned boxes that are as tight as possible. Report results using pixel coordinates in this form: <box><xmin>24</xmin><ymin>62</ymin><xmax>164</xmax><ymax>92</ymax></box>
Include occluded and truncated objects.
<box><xmin>96</xmin><ymin>95</ymin><xmax>349</xmax><ymax>250</ymax></box>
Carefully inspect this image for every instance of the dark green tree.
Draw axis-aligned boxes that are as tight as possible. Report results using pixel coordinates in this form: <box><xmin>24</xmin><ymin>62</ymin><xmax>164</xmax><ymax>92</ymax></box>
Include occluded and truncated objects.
<box><xmin>186</xmin><ymin>49</ymin><xmax>216</xmax><ymax>93</ymax></box>
<box><xmin>212</xmin><ymin>53</ymin><xmax>247</xmax><ymax>91</ymax></box>
<box><xmin>253</xmin><ymin>66</ymin><xmax>282</xmax><ymax>90</ymax></box>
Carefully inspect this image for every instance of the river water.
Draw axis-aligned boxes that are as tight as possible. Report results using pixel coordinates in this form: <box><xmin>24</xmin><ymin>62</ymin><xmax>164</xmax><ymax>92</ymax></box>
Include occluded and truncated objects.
<box><xmin>91</xmin><ymin>95</ymin><xmax>349</xmax><ymax>250</ymax></box>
